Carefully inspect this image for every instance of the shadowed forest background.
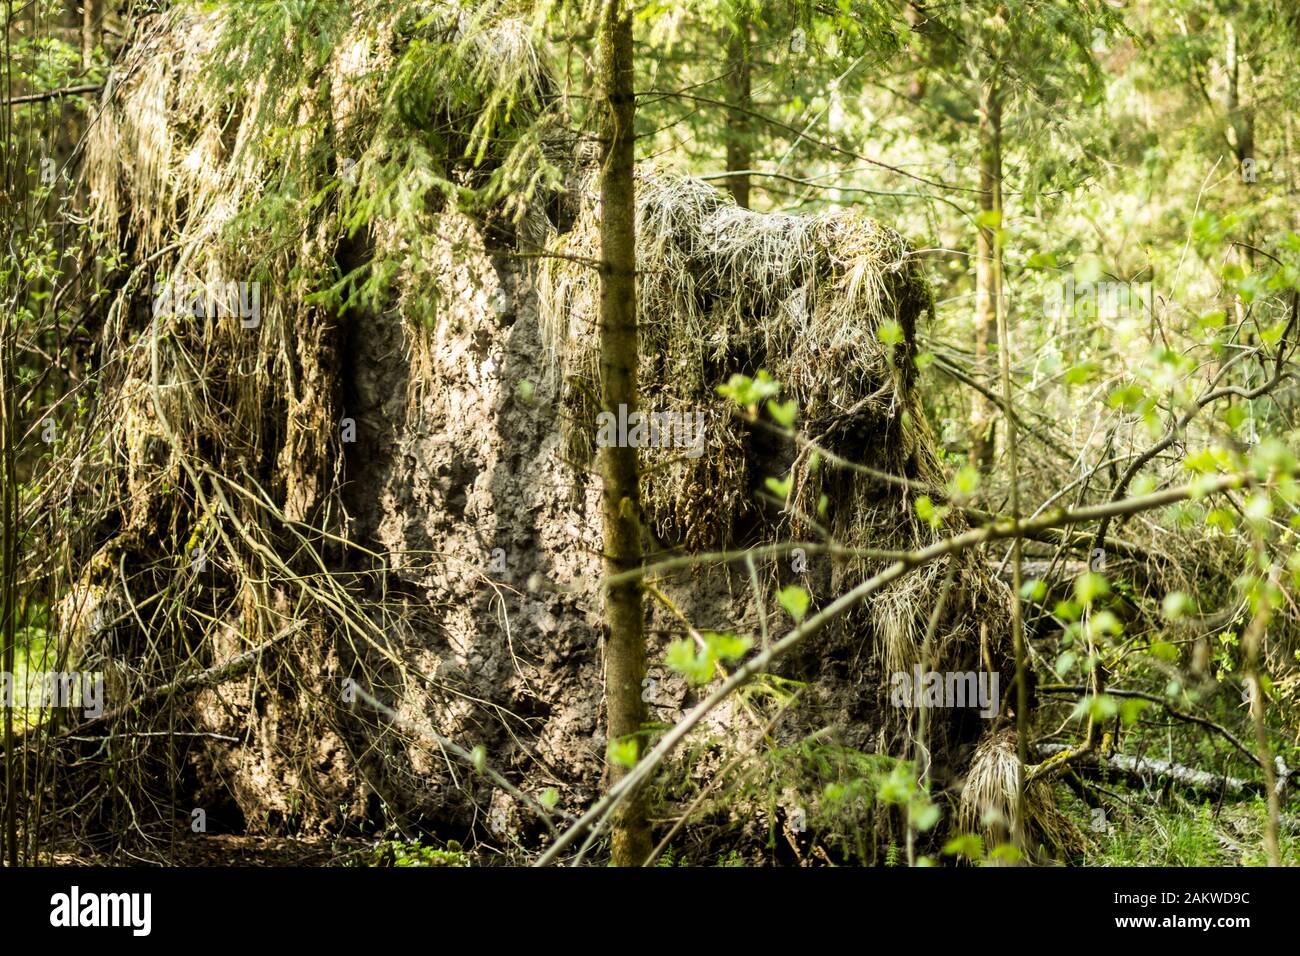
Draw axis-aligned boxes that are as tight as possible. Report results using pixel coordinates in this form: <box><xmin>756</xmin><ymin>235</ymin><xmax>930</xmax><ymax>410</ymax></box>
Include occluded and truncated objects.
<box><xmin>1</xmin><ymin>0</ymin><xmax>1298</xmax><ymax>868</ymax></box>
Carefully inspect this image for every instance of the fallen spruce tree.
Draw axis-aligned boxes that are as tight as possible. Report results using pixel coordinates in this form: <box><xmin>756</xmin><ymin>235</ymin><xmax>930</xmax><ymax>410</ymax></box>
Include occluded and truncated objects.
<box><xmin>10</xmin><ymin>1</ymin><xmax>1099</xmax><ymax>864</ymax></box>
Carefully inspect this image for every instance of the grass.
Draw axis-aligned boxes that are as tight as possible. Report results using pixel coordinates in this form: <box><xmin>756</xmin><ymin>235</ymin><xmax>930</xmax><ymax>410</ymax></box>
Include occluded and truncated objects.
<box><xmin>1075</xmin><ymin>790</ymin><xmax>1299</xmax><ymax>867</ymax></box>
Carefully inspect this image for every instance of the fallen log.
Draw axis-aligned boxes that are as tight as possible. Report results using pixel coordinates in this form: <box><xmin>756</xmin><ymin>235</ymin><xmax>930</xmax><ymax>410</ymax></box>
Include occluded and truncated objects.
<box><xmin>1035</xmin><ymin>743</ymin><xmax>1266</xmax><ymax>797</ymax></box>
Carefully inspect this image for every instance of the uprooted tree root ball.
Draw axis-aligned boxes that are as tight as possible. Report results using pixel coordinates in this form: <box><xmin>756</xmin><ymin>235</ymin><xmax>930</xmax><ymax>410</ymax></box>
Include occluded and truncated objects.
<box><xmin>12</xmin><ymin>2</ymin><xmax>1079</xmax><ymax>864</ymax></box>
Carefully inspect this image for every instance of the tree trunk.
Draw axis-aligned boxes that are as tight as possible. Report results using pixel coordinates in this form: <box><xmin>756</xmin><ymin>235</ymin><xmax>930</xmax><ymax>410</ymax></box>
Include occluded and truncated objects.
<box><xmin>1243</xmin><ymin>605</ymin><xmax>1282</xmax><ymax>866</ymax></box>
<box><xmin>1225</xmin><ymin>20</ymin><xmax>1255</xmax><ymax>274</ymax></box>
<box><xmin>0</xmin><ymin>47</ymin><xmax>19</xmax><ymax>865</ymax></box>
<box><xmin>597</xmin><ymin>0</ymin><xmax>650</xmax><ymax>867</ymax></box>
<box><xmin>969</xmin><ymin>76</ymin><xmax>1001</xmax><ymax>472</ymax></box>
<box><xmin>723</xmin><ymin>19</ymin><xmax>752</xmax><ymax>209</ymax></box>
<box><xmin>82</xmin><ymin>0</ymin><xmax>98</xmax><ymax>70</ymax></box>
<box><xmin>904</xmin><ymin>2</ymin><xmax>926</xmax><ymax>100</ymax></box>
<box><xmin>1224</xmin><ymin>21</ymin><xmax>1255</xmax><ymax>177</ymax></box>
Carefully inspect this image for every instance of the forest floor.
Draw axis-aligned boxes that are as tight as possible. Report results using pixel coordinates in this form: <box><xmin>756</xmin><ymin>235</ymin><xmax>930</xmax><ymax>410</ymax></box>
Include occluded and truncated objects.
<box><xmin>42</xmin><ymin>835</ymin><xmax>373</xmax><ymax>867</ymax></box>
<box><xmin>30</xmin><ymin>790</ymin><xmax>1300</xmax><ymax>866</ymax></box>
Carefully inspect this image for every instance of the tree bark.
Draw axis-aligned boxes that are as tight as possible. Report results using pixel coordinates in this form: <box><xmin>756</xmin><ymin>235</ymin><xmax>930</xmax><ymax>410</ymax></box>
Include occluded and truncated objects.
<box><xmin>724</xmin><ymin>19</ymin><xmax>752</xmax><ymax>209</ymax></box>
<box><xmin>597</xmin><ymin>0</ymin><xmax>650</xmax><ymax>867</ymax></box>
<box><xmin>82</xmin><ymin>0</ymin><xmax>98</xmax><ymax>69</ymax></box>
<box><xmin>1242</xmin><ymin>605</ymin><xmax>1282</xmax><ymax>866</ymax></box>
<box><xmin>969</xmin><ymin>75</ymin><xmax>1001</xmax><ymax>472</ymax></box>
<box><xmin>1224</xmin><ymin>20</ymin><xmax>1255</xmax><ymax>282</ymax></box>
<box><xmin>904</xmin><ymin>2</ymin><xmax>926</xmax><ymax>100</ymax></box>
<box><xmin>1224</xmin><ymin>20</ymin><xmax>1254</xmax><ymax>176</ymax></box>
<box><xmin>1</xmin><ymin>47</ymin><xmax>19</xmax><ymax>865</ymax></box>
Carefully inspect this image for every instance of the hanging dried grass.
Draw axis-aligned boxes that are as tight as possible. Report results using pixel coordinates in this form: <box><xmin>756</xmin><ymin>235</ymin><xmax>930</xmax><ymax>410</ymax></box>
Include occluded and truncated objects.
<box><xmin>537</xmin><ymin>169</ymin><xmax>935</xmax><ymax>550</ymax></box>
<box><xmin>958</xmin><ymin>729</ymin><xmax>1085</xmax><ymax>860</ymax></box>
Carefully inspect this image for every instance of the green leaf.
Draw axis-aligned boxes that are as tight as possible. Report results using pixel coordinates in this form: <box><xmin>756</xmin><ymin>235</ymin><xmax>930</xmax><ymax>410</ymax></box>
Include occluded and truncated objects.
<box><xmin>942</xmin><ymin>834</ymin><xmax>984</xmax><ymax>860</ymax></box>
<box><xmin>767</xmin><ymin>398</ymin><xmax>798</xmax><ymax>429</ymax></box>
<box><xmin>1074</xmin><ymin>572</ymin><xmax>1109</xmax><ymax>605</ymax></box>
<box><xmin>1054</xmin><ymin>599</ymin><xmax>1082</xmax><ymax>623</ymax></box>
<box><xmin>877</xmin><ymin>318</ymin><xmax>904</xmax><ymax>346</ymax></box>
<box><xmin>951</xmin><ymin>465</ymin><xmax>980</xmax><ymax>498</ymax></box>
<box><xmin>608</xmin><ymin>738</ymin><xmax>639</xmax><ymax>768</ymax></box>
<box><xmin>1206</xmin><ymin>507</ymin><xmax>1235</xmax><ymax>533</ymax></box>
<box><xmin>539</xmin><ymin>787</ymin><xmax>559</xmax><ymax>809</ymax></box>
<box><xmin>1107</xmin><ymin>383</ymin><xmax>1146</xmax><ymax>411</ymax></box>
<box><xmin>1197</xmin><ymin>309</ymin><xmax>1227</xmax><ymax>332</ymax></box>
<box><xmin>705</xmin><ymin>630</ymin><xmax>753</xmax><ymax>663</ymax></box>
<box><xmin>1020</xmin><ymin>578</ymin><xmax>1048</xmax><ymax>602</ymax></box>
<box><xmin>1149</xmin><ymin>640</ymin><xmax>1179</xmax><ymax>662</ymax></box>
<box><xmin>1071</xmin><ymin>693</ymin><xmax>1119</xmax><ymax>722</ymax></box>
<box><xmin>1183</xmin><ymin>447</ymin><xmax>1222</xmax><ymax>474</ymax></box>
<box><xmin>765</xmin><ymin>475</ymin><xmax>792</xmax><ymax>500</ymax></box>
<box><xmin>916</xmin><ymin>495</ymin><xmax>948</xmax><ymax>528</ymax></box>
<box><xmin>909</xmin><ymin>800</ymin><xmax>941</xmax><ymax>831</ymax></box>
<box><xmin>1131</xmin><ymin>474</ymin><xmax>1158</xmax><ymax>496</ymax></box>
<box><xmin>1064</xmin><ymin>362</ymin><xmax>1097</xmax><ymax>385</ymax></box>
<box><xmin>1087</xmin><ymin>610</ymin><xmax>1123</xmax><ymax>638</ymax></box>
<box><xmin>1119</xmin><ymin>698</ymin><xmax>1150</xmax><ymax>726</ymax></box>
<box><xmin>665</xmin><ymin>638</ymin><xmax>713</xmax><ymax>684</ymax></box>
<box><xmin>777</xmin><ymin>585</ymin><xmax>810</xmax><ymax>623</ymax></box>
<box><xmin>1263</xmin><ymin>319</ymin><xmax>1294</xmax><ymax>345</ymax></box>
<box><xmin>989</xmin><ymin>843</ymin><xmax>1023</xmax><ymax>864</ymax></box>
<box><xmin>877</xmin><ymin>765</ymin><xmax>915</xmax><ymax>804</ymax></box>
<box><xmin>717</xmin><ymin>370</ymin><xmax>782</xmax><ymax>407</ymax></box>
<box><xmin>1244</xmin><ymin>494</ymin><xmax>1272</xmax><ymax>523</ymax></box>
<box><xmin>1076</xmin><ymin>258</ymin><xmax>1104</xmax><ymax>284</ymax></box>
<box><xmin>916</xmin><ymin>495</ymin><xmax>935</xmax><ymax>524</ymax></box>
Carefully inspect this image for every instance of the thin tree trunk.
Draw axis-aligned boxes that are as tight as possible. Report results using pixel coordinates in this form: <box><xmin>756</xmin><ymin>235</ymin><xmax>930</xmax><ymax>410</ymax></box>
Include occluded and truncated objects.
<box><xmin>1</xmin><ymin>240</ymin><xmax>15</xmax><ymax>870</ymax></box>
<box><xmin>969</xmin><ymin>76</ymin><xmax>1001</xmax><ymax>471</ymax></box>
<box><xmin>724</xmin><ymin>19</ymin><xmax>751</xmax><ymax>209</ymax></box>
<box><xmin>1224</xmin><ymin>21</ymin><xmax>1254</xmax><ymax>176</ymax></box>
<box><xmin>1225</xmin><ymin>20</ymin><xmax>1255</xmax><ymax>280</ymax></box>
<box><xmin>0</xmin><ymin>363</ymin><xmax>13</xmax><ymax>869</ymax></box>
<box><xmin>82</xmin><ymin>0</ymin><xmax>98</xmax><ymax>69</ymax></box>
<box><xmin>1</xmin><ymin>4</ymin><xmax>19</xmax><ymax>866</ymax></box>
<box><xmin>904</xmin><ymin>2</ymin><xmax>926</xmax><ymax>100</ymax></box>
<box><xmin>990</xmin><ymin>128</ymin><xmax>1027</xmax><ymax>855</ymax></box>
<box><xmin>1243</xmin><ymin>605</ymin><xmax>1281</xmax><ymax>867</ymax></box>
<box><xmin>597</xmin><ymin>0</ymin><xmax>650</xmax><ymax>867</ymax></box>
